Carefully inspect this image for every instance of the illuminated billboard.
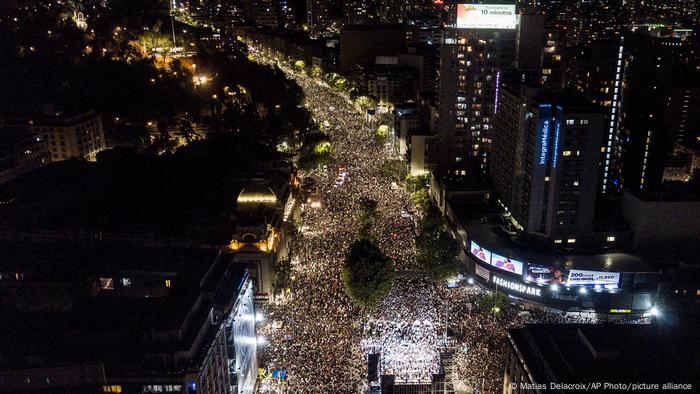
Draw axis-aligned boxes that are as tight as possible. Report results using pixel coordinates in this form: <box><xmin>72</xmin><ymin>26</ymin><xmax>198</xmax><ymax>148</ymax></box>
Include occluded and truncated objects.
<box><xmin>456</xmin><ymin>4</ymin><xmax>517</xmax><ymax>30</ymax></box>
<box><xmin>526</xmin><ymin>264</ymin><xmax>568</xmax><ymax>284</ymax></box>
<box><xmin>470</xmin><ymin>240</ymin><xmax>492</xmax><ymax>264</ymax></box>
<box><xmin>567</xmin><ymin>269</ymin><xmax>620</xmax><ymax>288</ymax></box>
<box><xmin>491</xmin><ymin>253</ymin><xmax>524</xmax><ymax>276</ymax></box>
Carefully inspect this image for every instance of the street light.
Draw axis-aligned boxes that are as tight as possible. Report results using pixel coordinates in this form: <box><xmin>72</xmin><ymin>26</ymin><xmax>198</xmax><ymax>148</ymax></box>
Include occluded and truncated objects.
<box><xmin>649</xmin><ymin>306</ymin><xmax>660</xmax><ymax>317</ymax></box>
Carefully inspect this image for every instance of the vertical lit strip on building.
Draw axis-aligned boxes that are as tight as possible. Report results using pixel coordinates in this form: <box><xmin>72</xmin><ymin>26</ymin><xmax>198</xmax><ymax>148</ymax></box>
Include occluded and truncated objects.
<box><xmin>641</xmin><ymin>130</ymin><xmax>651</xmax><ymax>189</ymax></box>
<box><xmin>603</xmin><ymin>41</ymin><xmax>624</xmax><ymax>194</ymax></box>
<box><xmin>552</xmin><ymin>107</ymin><xmax>562</xmax><ymax>168</ymax></box>
<box><xmin>494</xmin><ymin>70</ymin><xmax>501</xmax><ymax>115</ymax></box>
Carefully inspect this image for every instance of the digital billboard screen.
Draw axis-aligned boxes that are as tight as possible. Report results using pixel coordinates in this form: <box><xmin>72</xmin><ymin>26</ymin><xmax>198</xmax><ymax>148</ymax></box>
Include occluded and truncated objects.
<box><xmin>491</xmin><ymin>253</ymin><xmax>524</xmax><ymax>276</ymax></box>
<box><xmin>470</xmin><ymin>241</ymin><xmax>492</xmax><ymax>265</ymax></box>
<box><xmin>567</xmin><ymin>269</ymin><xmax>620</xmax><ymax>288</ymax></box>
<box><xmin>456</xmin><ymin>4</ymin><xmax>518</xmax><ymax>30</ymax></box>
<box><xmin>525</xmin><ymin>264</ymin><xmax>568</xmax><ymax>284</ymax></box>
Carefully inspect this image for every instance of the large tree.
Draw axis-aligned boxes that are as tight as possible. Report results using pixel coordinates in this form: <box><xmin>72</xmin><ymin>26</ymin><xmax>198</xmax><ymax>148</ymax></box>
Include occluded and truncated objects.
<box><xmin>416</xmin><ymin>203</ymin><xmax>461</xmax><ymax>280</ymax></box>
<box><xmin>342</xmin><ymin>239</ymin><xmax>395</xmax><ymax>308</ymax></box>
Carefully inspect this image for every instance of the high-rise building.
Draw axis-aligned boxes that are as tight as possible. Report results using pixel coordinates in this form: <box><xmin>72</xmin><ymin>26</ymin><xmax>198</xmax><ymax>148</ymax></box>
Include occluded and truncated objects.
<box><xmin>436</xmin><ymin>5</ymin><xmax>544</xmax><ymax>177</ymax></box>
<box><xmin>253</xmin><ymin>0</ymin><xmax>279</xmax><ymax>28</ymax></box>
<box><xmin>339</xmin><ymin>24</ymin><xmax>405</xmax><ymax>71</ymax></box>
<box><xmin>307</xmin><ymin>0</ymin><xmax>331</xmax><ymax>37</ymax></box>
<box><xmin>491</xmin><ymin>78</ymin><xmax>604</xmax><ymax>240</ymax></box>
<box><xmin>616</xmin><ymin>32</ymin><xmax>697</xmax><ymax>193</ymax></box>
<box><xmin>345</xmin><ymin>0</ymin><xmax>375</xmax><ymax>25</ymax></box>
<box><xmin>571</xmin><ymin>28</ymin><xmax>698</xmax><ymax>194</ymax></box>
<box><xmin>569</xmin><ymin>38</ymin><xmax>626</xmax><ymax>195</ymax></box>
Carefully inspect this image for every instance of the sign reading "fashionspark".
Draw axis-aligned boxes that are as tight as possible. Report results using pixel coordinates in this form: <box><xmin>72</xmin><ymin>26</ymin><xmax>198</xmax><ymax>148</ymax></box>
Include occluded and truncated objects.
<box><xmin>492</xmin><ymin>275</ymin><xmax>542</xmax><ymax>297</ymax></box>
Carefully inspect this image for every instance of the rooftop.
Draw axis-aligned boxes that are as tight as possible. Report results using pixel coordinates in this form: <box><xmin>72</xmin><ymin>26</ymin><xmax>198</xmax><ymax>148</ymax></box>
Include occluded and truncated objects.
<box><xmin>509</xmin><ymin>323</ymin><xmax>699</xmax><ymax>386</ymax></box>
<box><xmin>0</xmin><ymin>243</ymin><xmax>247</xmax><ymax>372</ymax></box>
<box><xmin>452</xmin><ymin>199</ymin><xmax>653</xmax><ymax>273</ymax></box>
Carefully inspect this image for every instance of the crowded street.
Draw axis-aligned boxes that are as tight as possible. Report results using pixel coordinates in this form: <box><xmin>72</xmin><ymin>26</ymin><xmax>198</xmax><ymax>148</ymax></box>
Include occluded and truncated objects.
<box><xmin>249</xmin><ymin>49</ymin><xmax>648</xmax><ymax>394</ymax></box>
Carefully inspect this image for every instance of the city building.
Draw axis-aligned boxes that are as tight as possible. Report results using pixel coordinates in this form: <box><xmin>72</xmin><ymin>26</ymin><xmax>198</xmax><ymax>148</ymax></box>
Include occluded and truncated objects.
<box><xmin>0</xmin><ymin>244</ymin><xmax>258</xmax><ymax>394</ymax></box>
<box><xmin>352</xmin><ymin>62</ymin><xmax>418</xmax><ymax>105</ymax></box>
<box><xmin>571</xmin><ymin>30</ymin><xmax>698</xmax><ymax>194</ymax></box>
<box><xmin>490</xmin><ymin>80</ymin><xmax>604</xmax><ymax>241</ymax></box>
<box><xmin>6</xmin><ymin>111</ymin><xmax>106</xmax><ymax>162</ymax></box>
<box><xmin>0</xmin><ymin>140</ymin><xmax>296</xmax><ymax>298</ymax></box>
<box><xmin>252</xmin><ymin>0</ymin><xmax>279</xmax><ymax>28</ymax></box>
<box><xmin>0</xmin><ymin>127</ymin><xmax>50</xmax><ymax>185</ymax></box>
<box><xmin>394</xmin><ymin>108</ymin><xmax>433</xmax><ymax>176</ymax></box>
<box><xmin>339</xmin><ymin>24</ymin><xmax>405</xmax><ymax>72</ymax></box>
<box><xmin>621</xmin><ymin>188</ymin><xmax>700</xmax><ymax>263</ymax></box>
<box><xmin>447</xmin><ymin>198</ymin><xmax>656</xmax><ymax>317</ymax></box>
<box><xmin>307</xmin><ymin>0</ymin><xmax>331</xmax><ymax>38</ymax></box>
<box><xmin>504</xmin><ymin>324</ymin><xmax>699</xmax><ymax>393</ymax></box>
<box><xmin>344</xmin><ymin>0</ymin><xmax>374</xmax><ymax>25</ymax></box>
<box><xmin>569</xmin><ymin>38</ymin><xmax>626</xmax><ymax>194</ymax></box>
<box><xmin>436</xmin><ymin>5</ymin><xmax>544</xmax><ymax>177</ymax></box>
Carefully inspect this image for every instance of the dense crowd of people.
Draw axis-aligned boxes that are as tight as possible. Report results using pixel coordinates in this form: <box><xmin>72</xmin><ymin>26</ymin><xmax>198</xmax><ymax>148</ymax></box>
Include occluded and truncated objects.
<box><xmin>362</xmin><ymin>277</ymin><xmax>443</xmax><ymax>385</ymax></box>
<box><xmin>250</xmin><ymin>49</ymin><xmax>650</xmax><ymax>394</ymax></box>
<box><xmin>254</xmin><ymin>53</ymin><xmax>422</xmax><ymax>393</ymax></box>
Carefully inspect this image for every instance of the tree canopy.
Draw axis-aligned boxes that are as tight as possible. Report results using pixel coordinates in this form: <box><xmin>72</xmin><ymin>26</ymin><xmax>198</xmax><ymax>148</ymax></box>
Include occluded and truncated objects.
<box><xmin>342</xmin><ymin>239</ymin><xmax>395</xmax><ymax>308</ymax></box>
<box><xmin>477</xmin><ymin>292</ymin><xmax>510</xmax><ymax>317</ymax></box>
<box><xmin>415</xmin><ymin>200</ymin><xmax>462</xmax><ymax>281</ymax></box>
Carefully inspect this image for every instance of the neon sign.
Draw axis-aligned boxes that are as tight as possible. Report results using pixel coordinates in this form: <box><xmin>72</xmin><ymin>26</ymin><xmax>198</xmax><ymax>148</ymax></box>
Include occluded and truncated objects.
<box><xmin>539</xmin><ymin>120</ymin><xmax>550</xmax><ymax>165</ymax></box>
<box><xmin>552</xmin><ymin>114</ymin><xmax>560</xmax><ymax>168</ymax></box>
<box><xmin>492</xmin><ymin>275</ymin><xmax>542</xmax><ymax>297</ymax></box>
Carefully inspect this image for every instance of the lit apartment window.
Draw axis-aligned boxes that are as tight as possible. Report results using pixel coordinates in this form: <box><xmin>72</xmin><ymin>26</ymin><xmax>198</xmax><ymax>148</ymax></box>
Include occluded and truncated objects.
<box><xmin>567</xmin><ymin>238</ymin><xmax>576</xmax><ymax>244</ymax></box>
<box><xmin>573</xmin><ymin>181</ymin><xmax>580</xmax><ymax>186</ymax></box>
<box><xmin>102</xmin><ymin>385</ymin><xmax>122</xmax><ymax>393</ymax></box>
<box><xmin>562</xmin><ymin>150</ymin><xmax>572</xmax><ymax>156</ymax></box>
<box><xmin>554</xmin><ymin>239</ymin><xmax>563</xmax><ymax>244</ymax></box>
<box><xmin>580</xmin><ymin>119</ymin><xmax>589</xmax><ymax>125</ymax></box>
<box><xmin>165</xmin><ymin>279</ymin><xmax>172</xmax><ymax>288</ymax></box>
<box><xmin>100</xmin><ymin>277</ymin><xmax>114</xmax><ymax>290</ymax></box>
<box><xmin>566</xmin><ymin>119</ymin><xmax>575</xmax><ymax>125</ymax></box>
<box><xmin>120</xmin><ymin>278</ymin><xmax>132</xmax><ymax>287</ymax></box>
<box><xmin>606</xmin><ymin>236</ymin><xmax>616</xmax><ymax>242</ymax></box>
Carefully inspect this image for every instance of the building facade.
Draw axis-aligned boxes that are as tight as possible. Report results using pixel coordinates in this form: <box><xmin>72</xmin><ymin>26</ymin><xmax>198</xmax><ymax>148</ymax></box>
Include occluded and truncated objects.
<box><xmin>436</xmin><ymin>6</ymin><xmax>543</xmax><ymax>177</ymax></box>
<box><xmin>491</xmin><ymin>84</ymin><xmax>604</xmax><ymax>240</ymax></box>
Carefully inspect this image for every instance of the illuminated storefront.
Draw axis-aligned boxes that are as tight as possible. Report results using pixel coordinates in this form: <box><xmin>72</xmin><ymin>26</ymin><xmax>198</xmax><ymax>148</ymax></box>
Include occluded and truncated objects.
<box><xmin>466</xmin><ymin>240</ymin><xmax>658</xmax><ymax>316</ymax></box>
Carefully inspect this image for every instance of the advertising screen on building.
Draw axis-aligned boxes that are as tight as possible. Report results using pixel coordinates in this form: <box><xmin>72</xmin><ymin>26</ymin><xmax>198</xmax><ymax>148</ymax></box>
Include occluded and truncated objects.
<box><xmin>525</xmin><ymin>264</ymin><xmax>568</xmax><ymax>284</ymax></box>
<box><xmin>567</xmin><ymin>269</ymin><xmax>620</xmax><ymax>288</ymax></box>
<box><xmin>470</xmin><ymin>241</ymin><xmax>492</xmax><ymax>265</ymax></box>
<box><xmin>456</xmin><ymin>4</ymin><xmax>517</xmax><ymax>30</ymax></box>
<box><xmin>491</xmin><ymin>253</ymin><xmax>524</xmax><ymax>276</ymax></box>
